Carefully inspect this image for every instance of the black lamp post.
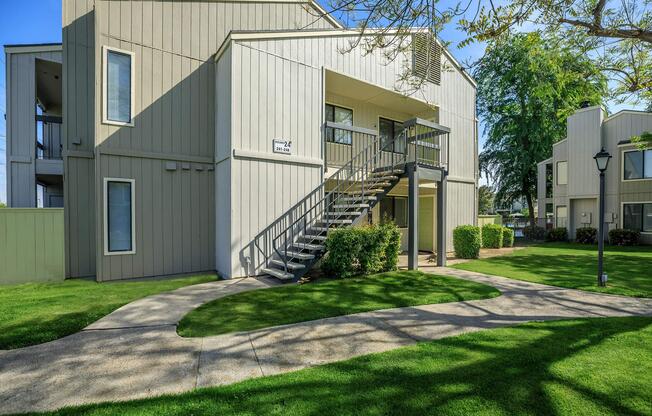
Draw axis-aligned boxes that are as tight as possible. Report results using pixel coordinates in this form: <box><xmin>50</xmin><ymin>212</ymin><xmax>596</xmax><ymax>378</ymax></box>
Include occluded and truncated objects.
<box><xmin>594</xmin><ymin>147</ymin><xmax>612</xmax><ymax>287</ymax></box>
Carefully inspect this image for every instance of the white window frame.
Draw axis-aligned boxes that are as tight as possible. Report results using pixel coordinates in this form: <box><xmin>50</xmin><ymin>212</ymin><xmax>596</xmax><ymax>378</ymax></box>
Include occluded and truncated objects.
<box><xmin>102</xmin><ymin>46</ymin><xmax>136</xmax><ymax>127</ymax></box>
<box><xmin>556</xmin><ymin>161</ymin><xmax>568</xmax><ymax>185</ymax></box>
<box><xmin>620</xmin><ymin>201</ymin><xmax>652</xmax><ymax>235</ymax></box>
<box><xmin>103</xmin><ymin>178</ymin><xmax>136</xmax><ymax>256</ymax></box>
<box><xmin>621</xmin><ymin>148</ymin><xmax>652</xmax><ymax>182</ymax></box>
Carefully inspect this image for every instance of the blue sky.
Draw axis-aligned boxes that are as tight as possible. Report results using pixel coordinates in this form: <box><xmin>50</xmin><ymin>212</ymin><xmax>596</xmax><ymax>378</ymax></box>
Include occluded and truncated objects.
<box><xmin>0</xmin><ymin>1</ymin><xmax>644</xmax><ymax>203</ymax></box>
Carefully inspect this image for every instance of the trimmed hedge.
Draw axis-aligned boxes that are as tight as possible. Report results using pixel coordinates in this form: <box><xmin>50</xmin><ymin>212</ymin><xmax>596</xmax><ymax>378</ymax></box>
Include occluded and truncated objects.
<box><xmin>502</xmin><ymin>227</ymin><xmax>515</xmax><ymax>247</ymax></box>
<box><xmin>453</xmin><ymin>225</ymin><xmax>481</xmax><ymax>259</ymax></box>
<box><xmin>546</xmin><ymin>227</ymin><xmax>568</xmax><ymax>242</ymax></box>
<box><xmin>481</xmin><ymin>223</ymin><xmax>504</xmax><ymax>249</ymax></box>
<box><xmin>576</xmin><ymin>227</ymin><xmax>597</xmax><ymax>244</ymax></box>
<box><xmin>523</xmin><ymin>225</ymin><xmax>545</xmax><ymax>241</ymax></box>
<box><xmin>609</xmin><ymin>229</ymin><xmax>641</xmax><ymax>246</ymax></box>
<box><xmin>322</xmin><ymin>222</ymin><xmax>401</xmax><ymax>278</ymax></box>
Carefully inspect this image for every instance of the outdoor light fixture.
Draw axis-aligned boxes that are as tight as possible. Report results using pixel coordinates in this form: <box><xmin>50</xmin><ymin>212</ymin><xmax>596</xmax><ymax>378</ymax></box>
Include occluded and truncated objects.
<box><xmin>594</xmin><ymin>147</ymin><xmax>612</xmax><ymax>287</ymax></box>
<box><xmin>593</xmin><ymin>147</ymin><xmax>612</xmax><ymax>172</ymax></box>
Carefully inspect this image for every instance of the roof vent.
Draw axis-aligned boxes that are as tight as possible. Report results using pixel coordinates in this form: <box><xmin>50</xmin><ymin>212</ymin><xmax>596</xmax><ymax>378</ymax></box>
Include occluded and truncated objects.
<box><xmin>412</xmin><ymin>33</ymin><xmax>442</xmax><ymax>85</ymax></box>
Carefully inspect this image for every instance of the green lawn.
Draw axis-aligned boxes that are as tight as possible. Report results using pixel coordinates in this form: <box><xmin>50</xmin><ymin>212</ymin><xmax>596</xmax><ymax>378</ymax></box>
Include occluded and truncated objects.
<box><xmin>178</xmin><ymin>271</ymin><xmax>500</xmax><ymax>337</ymax></box>
<box><xmin>34</xmin><ymin>317</ymin><xmax>652</xmax><ymax>416</ymax></box>
<box><xmin>453</xmin><ymin>242</ymin><xmax>652</xmax><ymax>298</ymax></box>
<box><xmin>0</xmin><ymin>275</ymin><xmax>216</xmax><ymax>350</ymax></box>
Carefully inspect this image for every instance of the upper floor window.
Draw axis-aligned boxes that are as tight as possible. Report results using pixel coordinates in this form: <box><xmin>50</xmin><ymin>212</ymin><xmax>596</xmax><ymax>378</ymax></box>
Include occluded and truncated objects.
<box><xmin>623</xmin><ymin>203</ymin><xmax>652</xmax><ymax>233</ymax></box>
<box><xmin>556</xmin><ymin>161</ymin><xmax>568</xmax><ymax>185</ymax></box>
<box><xmin>325</xmin><ymin>104</ymin><xmax>353</xmax><ymax>145</ymax></box>
<box><xmin>379</xmin><ymin>117</ymin><xmax>406</xmax><ymax>153</ymax></box>
<box><xmin>103</xmin><ymin>47</ymin><xmax>135</xmax><ymax>126</ymax></box>
<box><xmin>623</xmin><ymin>149</ymin><xmax>652</xmax><ymax>180</ymax></box>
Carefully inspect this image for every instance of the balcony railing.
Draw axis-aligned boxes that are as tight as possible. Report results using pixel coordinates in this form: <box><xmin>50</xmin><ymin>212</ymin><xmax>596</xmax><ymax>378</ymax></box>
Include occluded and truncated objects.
<box><xmin>325</xmin><ymin>118</ymin><xmax>450</xmax><ymax>171</ymax></box>
<box><xmin>36</xmin><ymin>115</ymin><xmax>63</xmax><ymax>160</ymax></box>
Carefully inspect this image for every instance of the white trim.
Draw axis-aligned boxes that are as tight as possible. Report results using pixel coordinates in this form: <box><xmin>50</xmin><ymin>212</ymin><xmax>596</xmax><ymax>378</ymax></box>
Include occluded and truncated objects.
<box><xmin>620</xmin><ymin>201</ymin><xmax>652</xmax><ymax>234</ymax></box>
<box><xmin>621</xmin><ymin>148</ymin><xmax>652</xmax><ymax>182</ymax></box>
<box><xmin>307</xmin><ymin>1</ymin><xmax>343</xmax><ymax>29</ymax></box>
<box><xmin>604</xmin><ymin>109</ymin><xmax>652</xmax><ymax>123</ymax></box>
<box><xmin>103</xmin><ymin>178</ymin><xmax>136</xmax><ymax>256</ymax></box>
<box><xmin>233</xmin><ymin>149</ymin><xmax>323</xmax><ymax>167</ymax></box>
<box><xmin>552</xmin><ymin>139</ymin><xmax>567</xmax><ymax>147</ymax></box>
<box><xmin>102</xmin><ymin>46</ymin><xmax>136</xmax><ymax>127</ymax></box>
<box><xmin>4</xmin><ymin>44</ymin><xmax>62</xmax><ymax>54</ymax></box>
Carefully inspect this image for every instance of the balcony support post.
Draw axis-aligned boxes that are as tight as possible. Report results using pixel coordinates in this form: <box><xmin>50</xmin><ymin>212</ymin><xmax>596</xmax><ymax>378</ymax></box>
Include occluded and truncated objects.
<box><xmin>408</xmin><ymin>164</ymin><xmax>419</xmax><ymax>270</ymax></box>
<box><xmin>436</xmin><ymin>173</ymin><xmax>447</xmax><ymax>267</ymax></box>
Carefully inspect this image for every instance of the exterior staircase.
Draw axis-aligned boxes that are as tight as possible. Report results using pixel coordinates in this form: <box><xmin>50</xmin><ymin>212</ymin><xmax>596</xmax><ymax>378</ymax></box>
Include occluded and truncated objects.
<box><xmin>250</xmin><ymin>118</ymin><xmax>448</xmax><ymax>282</ymax></box>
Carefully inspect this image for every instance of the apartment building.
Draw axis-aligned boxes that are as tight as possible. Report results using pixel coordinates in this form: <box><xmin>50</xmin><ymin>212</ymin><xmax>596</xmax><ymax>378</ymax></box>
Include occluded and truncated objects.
<box><xmin>537</xmin><ymin>106</ymin><xmax>652</xmax><ymax>244</ymax></box>
<box><xmin>5</xmin><ymin>0</ymin><xmax>478</xmax><ymax>281</ymax></box>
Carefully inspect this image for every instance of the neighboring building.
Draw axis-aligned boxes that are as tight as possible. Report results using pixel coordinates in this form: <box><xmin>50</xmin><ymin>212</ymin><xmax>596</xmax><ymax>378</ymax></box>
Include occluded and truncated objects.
<box><xmin>537</xmin><ymin>106</ymin><xmax>652</xmax><ymax>243</ymax></box>
<box><xmin>5</xmin><ymin>0</ymin><xmax>478</xmax><ymax>282</ymax></box>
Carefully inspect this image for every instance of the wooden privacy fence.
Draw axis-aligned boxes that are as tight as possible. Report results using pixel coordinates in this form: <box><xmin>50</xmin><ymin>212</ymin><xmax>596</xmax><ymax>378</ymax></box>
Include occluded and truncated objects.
<box><xmin>478</xmin><ymin>214</ymin><xmax>503</xmax><ymax>227</ymax></box>
<box><xmin>0</xmin><ymin>208</ymin><xmax>65</xmax><ymax>285</ymax></box>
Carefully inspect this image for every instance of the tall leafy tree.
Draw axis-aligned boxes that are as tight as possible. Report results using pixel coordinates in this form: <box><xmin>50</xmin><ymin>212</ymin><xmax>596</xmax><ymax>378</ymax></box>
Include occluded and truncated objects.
<box><xmin>476</xmin><ymin>33</ymin><xmax>606</xmax><ymax>227</ymax></box>
<box><xmin>478</xmin><ymin>185</ymin><xmax>494</xmax><ymax>215</ymax></box>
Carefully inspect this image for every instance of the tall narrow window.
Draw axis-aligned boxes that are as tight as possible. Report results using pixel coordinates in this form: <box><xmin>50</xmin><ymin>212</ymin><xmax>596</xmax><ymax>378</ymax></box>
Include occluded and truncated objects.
<box><xmin>556</xmin><ymin>161</ymin><xmax>568</xmax><ymax>185</ymax></box>
<box><xmin>325</xmin><ymin>104</ymin><xmax>353</xmax><ymax>145</ymax></box>
<box><xmin>104</xmin><ymin>178</ymin><xmax>135</xmax><ymax>254</ymax></box>
<box><xmin>556</xmin><ymin>205</ymin><xmax>567</xmax><ymax>228</ymax></box>
<box><xmin>104</xmin><ymin>47</ymin><xmax>134</xmax><ymax>125</ymax></box>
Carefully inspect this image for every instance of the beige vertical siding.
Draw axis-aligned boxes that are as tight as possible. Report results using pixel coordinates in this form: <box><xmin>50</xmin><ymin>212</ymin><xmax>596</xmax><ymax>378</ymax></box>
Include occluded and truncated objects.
<box><xmin>567</xmin><ymin>107</ymin><xmax>604</xmax><ymax>198</ymax></box>
<box><xmin>221</xmin><ymin>34</ymin><xmax>476</xmax><ymax>276</ymax></box>
<box><xmin>63</xmin><ymin>0</ymin><xmax>96</xmax><ymax>278</ymax></box>
<box><xmin>5</xmin><ymin>50</ymin><xmax>62</xmax><ymax>207</ymax></box>
<box><xmin>87</xmin><ymin>0</ymin><xmax>336</xmax><ymax>280</ymax></box>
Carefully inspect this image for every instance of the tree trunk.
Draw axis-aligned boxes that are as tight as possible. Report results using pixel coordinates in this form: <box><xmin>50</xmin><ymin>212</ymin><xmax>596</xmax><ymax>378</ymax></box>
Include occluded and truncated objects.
<box><xmin>525</xmin><ymin>191</ymin><xmax>535</xmax><ymax>227</ymax></box>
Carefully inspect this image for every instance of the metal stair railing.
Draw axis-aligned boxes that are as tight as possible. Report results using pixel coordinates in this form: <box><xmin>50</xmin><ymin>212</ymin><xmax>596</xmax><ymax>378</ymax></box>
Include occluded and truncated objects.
<box><xmin>250</xmin><ymin>123</ymin><xmax>409</xmax><ymax>275</ymax></box>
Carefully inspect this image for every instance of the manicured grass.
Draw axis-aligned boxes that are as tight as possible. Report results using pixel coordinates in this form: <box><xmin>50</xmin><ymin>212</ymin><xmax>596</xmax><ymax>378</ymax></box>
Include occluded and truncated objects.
<box><xmin>36</xmin><ymin>317</ymin><xmax>652</xmax><ymax>415</ymax></box>
<box><xmin>453</xmin><ymin>242</ymin><xmax>652</xmax><ymax>298</ymax></box>
<box><xmin>0</xmin><ymin>275</ymin><xmax>216</xmax><ymax>350</ymax></box>
<box><xmin>178</xmin><ymin>271</ymin><xmax>500</xmax><ymax>337</ymax></box>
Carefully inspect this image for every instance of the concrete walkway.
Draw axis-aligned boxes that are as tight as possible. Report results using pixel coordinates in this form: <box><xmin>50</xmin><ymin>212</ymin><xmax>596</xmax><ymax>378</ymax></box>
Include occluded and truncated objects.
<box><xmin>1</xmin><ymin>268</ymin><xmax>651</xmax><ymax>415</ymax></box>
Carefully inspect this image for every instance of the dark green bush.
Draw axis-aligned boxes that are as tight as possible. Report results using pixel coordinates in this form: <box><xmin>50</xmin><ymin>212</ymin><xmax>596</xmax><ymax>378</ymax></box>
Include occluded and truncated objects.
<box><xmin>322</xmin><ymin>222</ymin><xmax>401</xmax><ymax>278</ymax></box>
<box><xmin>523</xmin><ymin>225</ymin><xmax>545</xmax><ymax>241</ymax></box>
<box><xmin>546</xmin><ymin>227</ymin><xmax>568</xmax><ymax>242</ymax></box>
<box><xmin>481</xmin><ymin>223</ymin><xmax>504</xmax><ymax>249</ymax></box>
<box><xmin>609</xmin><ymin>229</ymin><xmax>641</xmax><ymax>246</ymax></box>
<box><xmin>453</xmin><ymin>225</ymin><xmax>481</xmax><ymax>259</ymax></box>
<box><xmin>575</xmin><ymin>227</ymin><xmax>597</xmax><ymax>244</ymax></box>
<box><xmin>502</xmin><ymin>227</ymin><xmax>515</xmax><ymax>247</ymax></box>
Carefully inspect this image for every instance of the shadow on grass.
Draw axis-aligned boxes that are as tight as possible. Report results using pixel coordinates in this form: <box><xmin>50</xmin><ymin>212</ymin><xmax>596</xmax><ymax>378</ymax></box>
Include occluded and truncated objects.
<box><xmin>177</xmin><ymin>271</ymin><xmax>500</xmax><ymax>337</ymax></box>
<box><xmin>45</xmin><ymin>317</ymin><xmax>652</xmax><ymax>416</ymax></box>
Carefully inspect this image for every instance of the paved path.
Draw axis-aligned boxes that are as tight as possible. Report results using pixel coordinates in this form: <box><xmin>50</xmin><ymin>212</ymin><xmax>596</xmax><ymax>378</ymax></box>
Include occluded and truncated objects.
<box><xmin>1</xmin><ymin>268</ymin><xmax>651</xmax><ymax>415</ymax></box>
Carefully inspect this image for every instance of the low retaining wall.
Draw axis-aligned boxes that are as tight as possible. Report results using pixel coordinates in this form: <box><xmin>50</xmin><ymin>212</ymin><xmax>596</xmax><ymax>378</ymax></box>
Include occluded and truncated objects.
<box><xmin>0</xmin><ymin>208</ymin><xmax>65</xmax><ymax>285</ymax></box>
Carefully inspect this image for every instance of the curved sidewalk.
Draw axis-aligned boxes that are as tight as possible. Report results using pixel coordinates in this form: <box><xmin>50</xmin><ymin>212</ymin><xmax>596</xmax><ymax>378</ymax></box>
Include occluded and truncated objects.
<box><xmin>1</xmin><ymin>268</ymin><xmax>651</xmax><ymax>414</ymax></box>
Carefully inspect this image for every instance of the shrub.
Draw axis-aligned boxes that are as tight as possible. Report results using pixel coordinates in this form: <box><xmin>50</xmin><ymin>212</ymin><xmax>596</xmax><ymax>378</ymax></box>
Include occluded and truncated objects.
<box><xmin>546</xmin><ymin>227</ymin><xmax>568</xmax><ymax>242</ymax></box>
<box><xmin>358</xmin><ymin>226</ymin><xmax>387</xmax><ymax>275</ymax></box>
<box><xmin>481</xmin><ymin>223</ymin><xmax>504</xmax><ymax>249</ymax></box>
<box><xmin>523</xmin><ymin>225</ymin><xmax>545</xmax><ymax>241</ymax></box>
<box><xmin>575</xmin><ymin>227</ymin><xmax>597</xmax><ymax>244</ymax></box>
<box><xmin>453</xmin><ymin>225</ymin><xmax>481</xmax><ymax>259</ymax></box>
<box><xmin>609</xmin><ymin>229</ymin><xmax>641</xmax><ymax>246</ymax></box>
<box><xmin>502</xmin><ymin>227</ymin><xmax>515</xmax><ymax>247</ymax></box>
<box><xmin>322</xmin><ymin>222</ymin><xmax>402</xmax><ymax>278</ymax></box>
<box><xmin>380</xmin><ymin>221</ymin><xmax>401</xmax><ymax>272</ymax></box>
<box><xmin>322</xmin><ymin>228</ymin><xmax>361</xmax><ymax>278</ymax></box>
